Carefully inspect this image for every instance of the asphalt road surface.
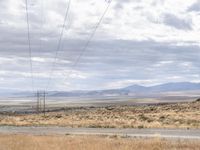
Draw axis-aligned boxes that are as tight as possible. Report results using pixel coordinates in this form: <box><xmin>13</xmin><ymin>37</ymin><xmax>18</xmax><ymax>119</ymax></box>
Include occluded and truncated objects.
<box><xmin>0</xmin><ymin>126</ymin><xmax>200</xmax><ymax>139</ymax></box>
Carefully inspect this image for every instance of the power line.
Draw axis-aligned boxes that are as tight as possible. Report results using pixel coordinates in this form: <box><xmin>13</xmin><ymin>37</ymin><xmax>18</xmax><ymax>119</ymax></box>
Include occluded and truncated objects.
<box><xmin>62</xmin><ymin>0</ymin><xmax>112</xmax><ymax>84</ymax></box>
<box><xmin>46</xmin><ymin>0</ymin><xmax>71</xmax><ymax>91</ymax></box>
<box><xmin>25</xmin><ymin>0</ymin><xmax>34</xmax><ymax>92</ymax></box>
<box><xmin>38</xmin><ymin>0</ymin><xmax>45</xmax><ymax>91</ymax></box>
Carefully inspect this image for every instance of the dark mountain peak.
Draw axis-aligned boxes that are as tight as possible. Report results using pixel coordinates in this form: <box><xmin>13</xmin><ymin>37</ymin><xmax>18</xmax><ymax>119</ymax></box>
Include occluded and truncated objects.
<box><xmin>123</xmin><ymin>84</ymin><xmax>147</xmax><ymax>92</ymax></box>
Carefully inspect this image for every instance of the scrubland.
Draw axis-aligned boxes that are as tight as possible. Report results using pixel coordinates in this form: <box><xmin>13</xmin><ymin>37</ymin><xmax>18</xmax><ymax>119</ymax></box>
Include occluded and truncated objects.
<box><xmin>0</xmin><ymin>101</ymin><xmax>199</xmax><ymax>129</ymax></box>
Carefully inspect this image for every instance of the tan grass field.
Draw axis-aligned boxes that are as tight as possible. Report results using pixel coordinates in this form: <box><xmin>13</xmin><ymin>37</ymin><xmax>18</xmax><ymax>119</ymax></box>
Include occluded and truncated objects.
<box><xmin>0</xmin><ymin>134</ymin><xmax>200</xmax><ymax>150</ymax></box>
<box><xmin>0</xmin><ymin>101</ymin><xmax>199</xmax><ymax>129</ymax></box>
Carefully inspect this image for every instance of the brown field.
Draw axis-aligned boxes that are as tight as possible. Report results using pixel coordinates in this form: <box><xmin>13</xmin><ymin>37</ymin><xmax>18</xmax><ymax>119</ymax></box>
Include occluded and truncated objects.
<box><xmin>0</xmin><ymin>101</ymin><xmax>199</xmax><ymax>129</ymax></box>
<box><xmin>0</xmin><ymin>134</ymin><xmax>200</xmax><ymax>150</ymax></box>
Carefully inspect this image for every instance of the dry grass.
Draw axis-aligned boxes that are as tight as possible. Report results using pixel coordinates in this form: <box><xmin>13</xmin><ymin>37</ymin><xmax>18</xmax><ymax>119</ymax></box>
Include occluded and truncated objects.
<box><xmin>0</xmin><ymin>134</ymin><xmax>200</xmax><ymax>150</ymax></box>
<box><xmin>0</xmin><ymin>101</ymin><xmax>200</xmax><ymax>129</ymax></box>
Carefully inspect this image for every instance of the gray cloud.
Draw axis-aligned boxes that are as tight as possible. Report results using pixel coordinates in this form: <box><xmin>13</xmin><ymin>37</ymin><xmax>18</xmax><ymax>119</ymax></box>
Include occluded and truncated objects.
<box><xmin>114</xmin><ymin>0</ymin><xmax>130</xmax><ymax>10</ymax></box>
<box><xmin>162</xmin><ymin>13</ymin><xmax>192</xmax><ymax>30</ymax></box>
<box><xmin>1</xmin><ymin>37</ymin><xmax>200</xmax><ymax>90</ymax></box>
<box><xmin>188</xmin><ymin>1</ymin><xmax>200</xmax><ymax>12</ymax></box>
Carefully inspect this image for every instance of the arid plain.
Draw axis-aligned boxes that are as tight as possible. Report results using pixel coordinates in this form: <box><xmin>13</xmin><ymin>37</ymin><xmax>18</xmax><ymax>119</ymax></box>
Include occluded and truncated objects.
<box><xmin>0</xmin><ymin>101</ymin><xmax>199</xmax><ymax>129</ymax></box>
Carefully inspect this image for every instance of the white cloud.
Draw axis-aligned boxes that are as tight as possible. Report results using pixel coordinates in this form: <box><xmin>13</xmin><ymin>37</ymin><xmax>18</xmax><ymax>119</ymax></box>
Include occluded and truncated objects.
<box><xmin>32</xmin><ymin>57</ymin><xmax>46</xmax><ymax>62</ymax></box>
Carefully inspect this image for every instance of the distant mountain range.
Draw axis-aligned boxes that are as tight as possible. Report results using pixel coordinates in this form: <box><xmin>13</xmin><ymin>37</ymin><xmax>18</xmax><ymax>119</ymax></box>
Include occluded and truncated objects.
<box><xmin>43</xmin><ymin>82</ymin><xmax>200</xmax><ymax>98</ymax></box>
<box><xmin>2</xmin><ymin>82</ymin><xmax>200</xmax><ymax>98</ymax></box>
<box><xmin>124</xmin><ymin>82</ymin><xmax>200</xmax><ymax>93</ymax></box>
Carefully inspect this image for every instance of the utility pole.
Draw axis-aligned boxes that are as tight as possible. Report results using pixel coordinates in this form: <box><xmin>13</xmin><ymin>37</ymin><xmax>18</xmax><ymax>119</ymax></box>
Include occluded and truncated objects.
<box><xmin>37</xmin><ymin>91</ymin><xmax>39</xmax><ymax>113</ymax></box>
<box><xmin>36</xmin><ymin>90</ymin><xmax>46</xmax><ymax>116</ymax></box>
<box><xmin>43</xmin><ymin>90</ymin><xmax>46</xmax><ymax>116</ymax></box>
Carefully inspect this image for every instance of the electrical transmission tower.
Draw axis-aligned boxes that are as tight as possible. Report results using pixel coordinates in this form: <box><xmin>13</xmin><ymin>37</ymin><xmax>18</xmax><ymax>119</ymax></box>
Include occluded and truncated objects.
<box><xmin>36</xmin><ymin>91</ymin><xmax>46</xmax><ymax>116</ymax></box>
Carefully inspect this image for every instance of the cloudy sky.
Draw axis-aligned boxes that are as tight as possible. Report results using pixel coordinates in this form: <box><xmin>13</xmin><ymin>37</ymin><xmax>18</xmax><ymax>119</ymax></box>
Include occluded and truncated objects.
<box><xmin>1</xmin><ymin>0</ymin><xmax>200</xmax><ymax>91</ymax></box>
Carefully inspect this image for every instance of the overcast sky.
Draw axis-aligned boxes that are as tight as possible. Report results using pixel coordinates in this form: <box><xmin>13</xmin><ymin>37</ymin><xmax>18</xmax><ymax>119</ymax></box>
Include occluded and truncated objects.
<box><xmin>1</xmin><ymin>0</ymin><xmax>200</xmax><ymax>91</ymax></box>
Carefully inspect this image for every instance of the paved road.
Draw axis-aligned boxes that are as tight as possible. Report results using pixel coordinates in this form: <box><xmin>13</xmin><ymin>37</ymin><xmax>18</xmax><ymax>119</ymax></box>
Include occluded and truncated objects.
<box><xmin>0</xmin><ymin>126</ymin><xmax>200</xmax><ymax>139</ymax></box>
